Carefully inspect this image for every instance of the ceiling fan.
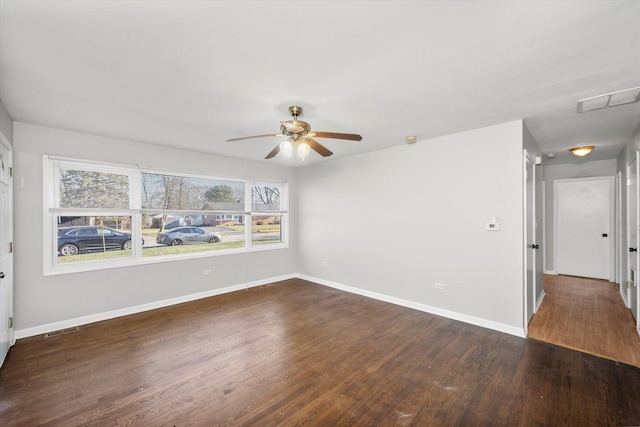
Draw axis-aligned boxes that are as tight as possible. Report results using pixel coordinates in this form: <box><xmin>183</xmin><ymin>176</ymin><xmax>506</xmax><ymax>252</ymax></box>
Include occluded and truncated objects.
<box><xmin>227</xmin><ymin>106</ymin><xmax>362</xmax><ymax>160</ymax></box>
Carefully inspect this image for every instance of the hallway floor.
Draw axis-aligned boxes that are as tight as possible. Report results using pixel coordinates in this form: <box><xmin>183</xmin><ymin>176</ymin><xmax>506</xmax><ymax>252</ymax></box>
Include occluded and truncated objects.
<box><xmin>528</xmin><ymin>274</ymin><xmax>640</xmax><ymax>368</ymax></box>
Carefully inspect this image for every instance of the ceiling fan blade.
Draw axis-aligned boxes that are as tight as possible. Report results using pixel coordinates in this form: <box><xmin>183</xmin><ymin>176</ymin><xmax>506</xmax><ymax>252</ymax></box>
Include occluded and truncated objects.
<box><xmin>304</xmin><ymin>137</ymin><xmax>333</xmax><ymax>157</ymax></box>
<box><xmin>227</xmin><ymin>133</ymin><xmax>281</xmax><ymax>142</ymax></box>
<box><xmin>312</xmin><ymin>131</ymin><xmax>362</xmax><ymax>141</ymax></box>
<box><xmin>265</xmin><ymin>143</ymin><xmax>281</xmax><ymax>159</ymax></box>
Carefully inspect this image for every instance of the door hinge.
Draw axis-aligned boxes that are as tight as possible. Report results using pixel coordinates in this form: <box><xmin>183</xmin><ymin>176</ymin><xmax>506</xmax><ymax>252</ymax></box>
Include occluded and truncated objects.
<box><xmin>628</xmin><ymin>281</ymin><xmax>632</xmax><ymax>289</ymax></box>
<box><xmin>8</xmin><ymin>242</ymin><xmax>12</xmax><ymax>253</ymax></box>
<box><xmin>9</xmin><ymin>167</ymin><xmax>12</xmax><ymax>178</ymax></box>
<box><xmin>9</xmin><ymin>317</ymin><xmax>13</xmax><ymax>329</ymax></box>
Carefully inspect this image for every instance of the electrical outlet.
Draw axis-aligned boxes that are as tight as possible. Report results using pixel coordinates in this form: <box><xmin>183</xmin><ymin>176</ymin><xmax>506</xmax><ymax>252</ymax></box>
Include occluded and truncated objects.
<box><xmin>203</xmin><ymin>269</ymin><xmax>212</xmax><ymax>276</ymax></box>
<box><xmin>435</xmin><ymin>282</ymin><xmax>445</xmax><ymax>290</ymax></box>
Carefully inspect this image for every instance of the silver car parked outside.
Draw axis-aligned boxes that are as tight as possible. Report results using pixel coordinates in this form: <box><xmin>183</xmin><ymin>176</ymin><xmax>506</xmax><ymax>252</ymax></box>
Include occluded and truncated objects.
<box><xmin>156</xmin><ymin>227</ymin><xmax>222</xmax><ymax>246</ymax></box>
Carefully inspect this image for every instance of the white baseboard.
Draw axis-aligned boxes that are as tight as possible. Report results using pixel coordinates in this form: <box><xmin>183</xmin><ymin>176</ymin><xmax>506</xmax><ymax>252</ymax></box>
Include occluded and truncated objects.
<box><xmin>297</xmin><ymin>274</ymin><xmax>526</xmax><ymax>338</ymax></box>
<box><xmin>535</xmin><ymin>290</ymin><xmax>545</xmax><ymax>312</ymax></box>
<box><xmin>15</xmin><ymin>273</ymin><xmax>528</xmax><ymax>341</ymax></box>
<box><xmin>543</xmin><ymin>270</ymin><xmax>557</xmax><ymax>275</ymax></box>
<box><xmin>14</xmin><ymin>274</ymin><xmax>297</xmax><ymax>339</ymax></box>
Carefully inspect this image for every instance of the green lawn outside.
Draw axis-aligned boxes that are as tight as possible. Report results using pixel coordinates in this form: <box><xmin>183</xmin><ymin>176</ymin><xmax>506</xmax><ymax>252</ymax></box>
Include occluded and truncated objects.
<box><xmin>228</xmin><ymin>224</ymin><xmax>281</xmax><ymax>233</ymax></box>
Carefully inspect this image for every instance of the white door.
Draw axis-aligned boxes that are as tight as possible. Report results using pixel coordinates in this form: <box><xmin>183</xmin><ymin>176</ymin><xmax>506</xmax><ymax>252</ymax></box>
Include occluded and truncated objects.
<box><xmin>524</xmin><ymin>152</ymin><xmax>536</xmax><ymax>327</ymax></box>
<box><xmin>556</xmin><ymin>177</ymin><xmax>613</xmax><ymax>280</ymax></box>
<box><xmin>628</xmin><ymin>156</ymin><xmax>639</xmax><ymax>323</ymax></box>
<box><xmin>0</xmin><ymin>140</ymin><xmax>13</xmax><ymax>367</ymax></box>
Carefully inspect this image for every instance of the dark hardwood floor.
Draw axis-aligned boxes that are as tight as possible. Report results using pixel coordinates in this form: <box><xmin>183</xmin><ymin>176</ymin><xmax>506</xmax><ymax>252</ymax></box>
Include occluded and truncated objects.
<box><xmin>528</xmin><ymin>274</ymin><xmax>640</xmax><ymax>367</ymax></box>
<box><xmin>1</xmin><ymin>278</ymin><xmax>639</xmax><ymax>426</ymax></box>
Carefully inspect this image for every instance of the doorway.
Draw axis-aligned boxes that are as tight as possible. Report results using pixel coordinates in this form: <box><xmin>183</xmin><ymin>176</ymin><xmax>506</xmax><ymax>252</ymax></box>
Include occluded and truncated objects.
<box><xmin>555</xmin><ymin>177</ymin><xmax>614</xmax><ymax>281</ymax></box>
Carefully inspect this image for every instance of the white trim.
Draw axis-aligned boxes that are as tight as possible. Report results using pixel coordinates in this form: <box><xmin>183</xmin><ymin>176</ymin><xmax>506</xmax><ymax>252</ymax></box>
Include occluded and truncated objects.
<box><xmin>616</xmin><ymin>171</ymin><xmax>622</xmax><ymax>285</ymax></box>
<box><xmin>627</xmin><ymin>154</ymin><xmax>639</xmax><ymax>322</ymax></box>
<box><xmin>43</xmin><ymin>155</ymin><xmax>289</xmax><ymax>276</ymax></box>
<box><xmin>15</xmin><ymin>272</ymin><xmax>528</xmax><ymax>341</ymax></box>
<box><xmin>621</xmin><ymin>286</ymin><xmax>630</xmax><ymax>307</ymax></box>
<box><xmin>298</xmin><ymin>274</ymin><xmax>526</xmax><ymax>338</ymax></box>
<box><xmin>523</xmin><ymin>150</ymin><xmax>535</xmax><ymax>332</ymax></box>
<box><xmin>535</xmin><ymin>290</ymin><xmax>545</xmax><ymax>312</ymax></box>
<box><xmin>543</xmin><ymin>270</ymin><xmax>558</xmax><ymax>275</ymax></box>
<box><xmin>542</xmin><ymin>180</ymin><xmax>547</xmax><ymax>272</ymax></box>
<box><xmin>14</xmin><ymin>273</ymin><xmax>296</xmax><ymax>339</ymax></box>
<box><xmin>0</xmin><ymin>136</ymin><xmax>13</xmax><ymax>354</ymax></box>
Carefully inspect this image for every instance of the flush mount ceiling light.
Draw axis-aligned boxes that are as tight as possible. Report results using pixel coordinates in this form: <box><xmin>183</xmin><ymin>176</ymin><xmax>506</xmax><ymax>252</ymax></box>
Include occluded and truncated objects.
<box><xmin>405</xmin><ymin>135</ymin><xmax>417</xmax><ymax>144</ymax></box>
<box><xmin>569</xmin><ymin>146</ymin><xmax>595</xmax><ymax>157</ymax></box>
<box><xmin>577</xmin><ymin>87</ymin><xmax>640</xmax><ymax>113</ymax></box>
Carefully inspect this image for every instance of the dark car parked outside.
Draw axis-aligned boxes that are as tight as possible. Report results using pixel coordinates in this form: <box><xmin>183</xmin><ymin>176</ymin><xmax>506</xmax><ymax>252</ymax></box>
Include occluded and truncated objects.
<box><xmin>58</xmin><ymin>226</ymin><xmax>134</xmax><ymax>256</ymax></box>
<box><xmin>156</xmin><ymin>227</ymin><xmax>222</xmax><ymax>246</ymax></box>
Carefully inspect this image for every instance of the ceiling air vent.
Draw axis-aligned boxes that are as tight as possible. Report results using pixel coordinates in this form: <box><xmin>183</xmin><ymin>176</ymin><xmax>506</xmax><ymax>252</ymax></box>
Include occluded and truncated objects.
<box><xmin>577</xmin><ymin>87</ymin><xmax>640</xmax><ymax>113</ymax></box>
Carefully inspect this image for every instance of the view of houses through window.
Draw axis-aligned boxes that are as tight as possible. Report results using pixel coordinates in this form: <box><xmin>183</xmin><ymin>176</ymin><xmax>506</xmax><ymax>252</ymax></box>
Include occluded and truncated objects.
<box><xmin>46</xmin><ymin>157</ymin><xmax>287</xmax><ymax>273</ymax></box>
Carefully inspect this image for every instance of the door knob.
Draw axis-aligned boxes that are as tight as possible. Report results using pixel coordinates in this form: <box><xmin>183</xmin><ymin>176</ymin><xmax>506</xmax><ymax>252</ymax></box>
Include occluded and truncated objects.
<box><xmin>528</xmin><ymin>244</ymin><xmax>539</xmax><ymax>249</ymax></box>
<box><xmin>0</xmin><ymin>272</ymin><xmax>4</xmax><ymax>279</ymax></box>
<box><xmin>630</xmin><ymin>248</ymin><xmax>637</xmax><ymax>253</ymax></box>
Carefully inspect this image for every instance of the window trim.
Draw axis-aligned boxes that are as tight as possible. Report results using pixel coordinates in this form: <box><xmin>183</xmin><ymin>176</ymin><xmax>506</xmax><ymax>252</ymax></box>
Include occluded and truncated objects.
<box><xmin>43</xmin><ymin>155</ymin><xmax>289</xmax><ymax>276</ymax></box>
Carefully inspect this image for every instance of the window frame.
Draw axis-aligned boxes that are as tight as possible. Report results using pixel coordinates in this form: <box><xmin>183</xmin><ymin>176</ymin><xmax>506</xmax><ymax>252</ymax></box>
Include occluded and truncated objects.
<box><xmin>43</xmin><ymin>156</ymin><xmax>289</xmax><ymax>276</ymax></box>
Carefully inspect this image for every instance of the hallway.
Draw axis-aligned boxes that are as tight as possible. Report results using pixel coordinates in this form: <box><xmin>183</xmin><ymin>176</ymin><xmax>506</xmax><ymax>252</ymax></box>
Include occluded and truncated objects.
<box><xmin>528</xmin><ymin>275</ymin><xmax>640</xmax><ymax>367</ymax></box>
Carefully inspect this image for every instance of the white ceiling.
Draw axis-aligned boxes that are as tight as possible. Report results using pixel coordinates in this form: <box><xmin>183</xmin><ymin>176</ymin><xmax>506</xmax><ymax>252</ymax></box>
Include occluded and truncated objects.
<box><xmin>1</xmin><ymin>0</ymin><xmax>639</xmax><ymax>167</ymax></box>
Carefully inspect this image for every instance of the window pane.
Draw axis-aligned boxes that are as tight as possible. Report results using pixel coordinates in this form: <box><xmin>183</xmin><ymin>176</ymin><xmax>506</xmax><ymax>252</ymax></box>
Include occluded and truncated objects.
<box><xmin>141</xmin><ymin>173</ymin><xmax>244</xmax><ymax>211</ymax></box>
<box><xmin>252</xmin><ymin>184</ymin><xmax>281</xmax><ymax>211</ymax></box>
<box><xmin>252</xmin><ymin>215</ymin><xmax>282</xmax><ymax>245</ymax></box>
<box><xmin>57</xmin><ymin>216</ymin><xmax>133</xmax><ymax>263</ymax></box>
<box><xmin>59</xmin><ymin>169</ymin><xmax>129</xmax><ymax>209</ymax></box>
<box><xmin>142</xmin><ymin>214</ymin><xmax>245</xmax><ymax>258</ymax></box>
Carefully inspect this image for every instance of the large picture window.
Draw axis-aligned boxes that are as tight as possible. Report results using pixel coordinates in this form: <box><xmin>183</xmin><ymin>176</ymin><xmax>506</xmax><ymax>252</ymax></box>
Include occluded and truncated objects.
<box><xmin>44</xmin><ymin>157</ymin><xmax>288</xmax><ymax>274</ymax></box>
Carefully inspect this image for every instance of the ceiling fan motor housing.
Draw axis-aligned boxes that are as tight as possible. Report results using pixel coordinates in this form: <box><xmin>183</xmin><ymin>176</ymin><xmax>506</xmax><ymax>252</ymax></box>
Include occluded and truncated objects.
<box><xmin>280</xmin><ymin>120</ymin><xmax>310</xmax><ymax>138</ymax></box>
<box><xmin>280</xmin><ymin>106</ymin><xmax>310</xmax><ymax>138</ymax></box>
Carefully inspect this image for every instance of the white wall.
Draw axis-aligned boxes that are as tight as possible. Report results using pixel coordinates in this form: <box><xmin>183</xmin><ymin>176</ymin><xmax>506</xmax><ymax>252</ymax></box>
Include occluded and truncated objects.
<box><xmin>542</xmin><ymin>159</ymin><xmax>618</xmax><ymax>272</ymax></box>
<box><xmin>13</xmin><ymin>123</ymin><xmax>298</xmax><ymax>332</ymax></box>
<box><xmin>297</xmin><ymin>120</ymin><xmax>526</xmax><ymax>332</ymax></box>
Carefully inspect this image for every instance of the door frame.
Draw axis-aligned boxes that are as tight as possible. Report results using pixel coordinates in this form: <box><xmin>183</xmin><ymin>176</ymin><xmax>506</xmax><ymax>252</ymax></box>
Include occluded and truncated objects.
<box><xmin>553</xmin><ymin>176</ymin><xmax>615</xmax><ymax>282</ymax></box>
<box><xmin>626</xmin><ymin>153</ymin><xmax>640</xmax><ymax>331</ymax></box>
<box><xmin>523</xmin><ymin>150</ymin><xmax>537</xmax><ymax>333</ymax></box>
<box><xmin>0</xmin><ymin>133</ymin><xmax>13</xmax><ymax>368</ymax></box>
<box><xmin>616</xmin><ymin>171</ymin><xmax>622</xmax><ymax>286</ymax></box>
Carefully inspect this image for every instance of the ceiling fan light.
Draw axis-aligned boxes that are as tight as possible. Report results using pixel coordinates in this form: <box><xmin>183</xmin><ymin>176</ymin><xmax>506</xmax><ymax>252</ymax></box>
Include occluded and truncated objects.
<box><xmin>297</xmin><ymin>141</ymin><xmax>311</xmax><ymax>159</ymax></box>
<box><xmin>279</xmin><ymin>140</ymin><xmax>293</xmax><ymax>157</ymax></box>
<box><xmin>569</xmin><ymin>146</ymin><xmax>594</xmax><ymax>157</ymax></box>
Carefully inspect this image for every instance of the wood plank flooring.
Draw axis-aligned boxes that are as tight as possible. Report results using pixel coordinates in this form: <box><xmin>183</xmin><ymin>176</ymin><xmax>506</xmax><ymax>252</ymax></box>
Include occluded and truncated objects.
<box><xmin>528</xmin><ymin>274</ymin><xmax>640</xmax><ymax>367</ymax></box>
<box><xmin>1</xmin><ymin>278</ymin><xmax>640</xmax><ymax>426</ymax></box>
